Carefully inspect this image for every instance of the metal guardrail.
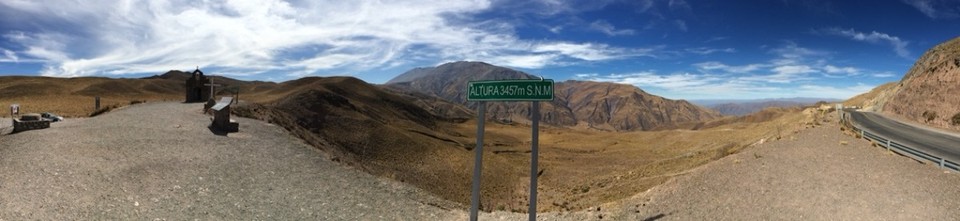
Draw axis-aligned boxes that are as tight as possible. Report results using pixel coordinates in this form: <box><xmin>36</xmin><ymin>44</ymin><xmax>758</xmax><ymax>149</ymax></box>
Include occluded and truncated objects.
<box><xmin>846</xmin><ymin>113</ymin><xmax>960</xmax><ymax>172</ymax></box>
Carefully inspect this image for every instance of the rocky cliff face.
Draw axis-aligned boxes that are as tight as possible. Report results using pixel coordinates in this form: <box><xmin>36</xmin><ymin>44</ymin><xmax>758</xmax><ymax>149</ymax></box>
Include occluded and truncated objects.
<box><xmin>386</xmin><ymin>61</ymin><xmax>721</xmax><ymax>131</ymax></box>
<box><xmin>882</xmin><ymin>36</ymin><xmax>960</xmax><ymax>129</ymax></box>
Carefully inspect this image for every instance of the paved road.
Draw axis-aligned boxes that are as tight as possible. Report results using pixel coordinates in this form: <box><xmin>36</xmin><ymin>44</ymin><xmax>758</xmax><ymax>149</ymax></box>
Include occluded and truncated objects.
<box><xmin>847</xmin><ymin>111</ymin><xmax>960</xmax><ymax>163</ymax></box>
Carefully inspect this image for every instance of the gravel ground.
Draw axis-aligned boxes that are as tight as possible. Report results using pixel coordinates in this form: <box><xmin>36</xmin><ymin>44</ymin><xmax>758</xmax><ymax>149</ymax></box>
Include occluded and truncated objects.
<box><xmin>0</xmin><ymin>102</ymin><xmax>463</xmax><ymax>220</ymax></box>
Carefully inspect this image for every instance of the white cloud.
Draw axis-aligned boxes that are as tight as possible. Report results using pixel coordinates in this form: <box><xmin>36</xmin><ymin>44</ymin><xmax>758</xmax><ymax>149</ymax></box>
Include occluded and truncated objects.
<box><xmin>694</xmin><ymin>61</ymin><xmax>763</xmax><ymax>73</ymax></box>
<box><xmin>769</xmin><ymin>41</ymin><xmax>830</xmax><ymax>63</ymax></box>
<box><xmin>577</xmin><ymin>70</ymin><xmax>876</xmax><ymax>100</ymax></box>
<box><xmin>772</xmin><ymin>65</ymin><xmax>815</xmax><ymax>75</ymax></box>
<box><xmin>493</xmin><ymin>0</ymin><xmax>621</xmax><ymax>16</ymax></box>
<box><xmin>753</xmin><ymin>65</ymin><xmax>816</xmax><ymax>83</ymax></box>
<box><xmin>822</xmin><ymin>28</ymin><xmax>911</xmax><ymax>58</ymax></box>
<box><xmin>1</xmin><ymin>48</ymin><xmax>17</xmax><ymax>62</ymax></box>
<box><xmin>574</xmin><ymin>42</ymin><xmax>889</xmax><ymax>100</ymax></box>
<box><xmin>548</xmin><ymin>25</ymin><xmax>564</xmax><ymax>34</ymax></box>
<box><xmin>871</xmin><ymin>71</ymin><xmax>897</xmax><ymax>78</ymax></box>
<box><xmin>686</xmin><ymin>47</ymin><xmax>736</xmax><ymax>55</ymax></box>
<box><xmin>532</xmin><ymin>42</ymin><xmax>640</xmax><ymax>61</ymax></box>
<box><xmin>694</xmin><ymin>43</ymin><xmax>890</xmax><ymax>85</ymax></box>
<box><xmin>0</xmin><ymin>0</ymin><xmax>645</xmax><ymax>78</ymax></box>
<box><xmin>582</xmin><ymin>71</ymin><xmax>717</xmax><ymax>89</ymax></box>
<box><xmin>824</xmin><ymin>65</ymin><xmax>859</xmax><ymax>75</ymax></box>
<box><xmin>902</xmin><ymin>0</ymin><xmax>960</xmax><ymax>19</ymax></box>
<box><xmin>589</xmin><ymin>20</ymin><xmax>635</xmax><ymax>36</ymax></box>
<box><xmin>482</xmin><ymin>54</ymin><xmax>561</xmax><ymax>69</ymax></box>
<box><xmin>576</xmin><ymin>71</ymin><xmax>787</xmax><ymax>100</ymax></box>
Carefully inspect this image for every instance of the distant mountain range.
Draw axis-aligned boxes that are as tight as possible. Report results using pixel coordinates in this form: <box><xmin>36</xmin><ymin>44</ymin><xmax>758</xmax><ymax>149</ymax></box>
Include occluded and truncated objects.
<box><xmin>386</xmin><ymin>61</ymin><xmax>721</xmax><ymax>131</ymax></box>
<box><xmin>692</xmin><ymin>98</ymin><xmax>841</xmax><ymax>116</ymax></box>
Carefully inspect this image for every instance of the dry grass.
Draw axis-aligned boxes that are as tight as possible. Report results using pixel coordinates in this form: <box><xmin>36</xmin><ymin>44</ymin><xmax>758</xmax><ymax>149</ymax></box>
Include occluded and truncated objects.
<box><xmin>0</xmin><ymin>76</ymin><xmax>181</xmax><ymax>117</ymax></box>
<box><xmin>431</xmin><ymin>106</ymin><xmax>812</xmax><ymax>212</ymax></box>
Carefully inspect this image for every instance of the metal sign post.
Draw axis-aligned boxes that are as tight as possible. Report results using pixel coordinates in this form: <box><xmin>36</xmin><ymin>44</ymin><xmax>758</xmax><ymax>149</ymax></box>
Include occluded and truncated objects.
<box><xmin>469</xmin><ymin>102</ymin><xmax>485</xmax><ymax>221</ymax></box>
<box><xmin>528</xmin><ymin>100</ymin><xmax>540</xmax><ymax>221</ymax></box>
<box><xmin>467</xmin><ymin>79</ymin><xmax>554</xmax><ymax>221</ymax></box>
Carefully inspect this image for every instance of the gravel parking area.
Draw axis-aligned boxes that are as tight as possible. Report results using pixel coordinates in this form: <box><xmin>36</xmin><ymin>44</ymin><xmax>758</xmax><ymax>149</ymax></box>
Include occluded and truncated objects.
<box><xmin>0</xmin><ymin>102</ymin><xmax>462</xmax><ymax>220</ymax></box>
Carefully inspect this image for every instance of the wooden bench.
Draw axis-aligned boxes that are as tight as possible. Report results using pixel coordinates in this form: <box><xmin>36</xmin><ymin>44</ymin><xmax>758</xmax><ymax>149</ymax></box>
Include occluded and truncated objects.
<box><xmin>210</xmin><ymin>97</ymin><xmax>239</xmax><ymax>132</ymax></box>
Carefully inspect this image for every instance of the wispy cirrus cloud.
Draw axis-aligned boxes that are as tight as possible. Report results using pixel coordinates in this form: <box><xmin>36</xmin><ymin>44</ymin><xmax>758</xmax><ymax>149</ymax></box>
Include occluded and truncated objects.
<box><xmin>871</xmin><ymin>71</ymin><xmax>897</xmax><ymax>78</ymax></box>
<box><xmin>693</xmin><ymin>61</ymin><xmax>762</xmax><ymax>73</ymax></box>
<box><xmin>0</xmin><ymin>0</ymin><xmax>648</xmax><ymax>78</ymax></box>
<box><xmin>1</xmin><ymin>48</ymin><xmax>17</xmax><ymax>62</ymax></box>
<box><xmin>685</xmin><ymin>47</ymin><xmax>736</xmax><ymax>55</ymax></box>
<box><xmin>902</xmin><ymin>0</ymin><xmax>960</xmax><ymax>19</ymax></box>
<box><xmin>589</xmin><ymin>20</ymin><xmax>636</xmax><ymax>36</ymax></box>
<box><xmin>819</xmin><ymin>27</ymin><xmax>911</xmax><ymax>58</ymax></box>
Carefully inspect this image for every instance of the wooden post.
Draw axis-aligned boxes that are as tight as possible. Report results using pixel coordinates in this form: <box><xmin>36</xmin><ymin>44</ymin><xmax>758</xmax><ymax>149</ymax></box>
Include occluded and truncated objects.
<box><xmin>95</xmin><ymin>96</ymin><xmax>101</xmax><ymax>111</ymax></box>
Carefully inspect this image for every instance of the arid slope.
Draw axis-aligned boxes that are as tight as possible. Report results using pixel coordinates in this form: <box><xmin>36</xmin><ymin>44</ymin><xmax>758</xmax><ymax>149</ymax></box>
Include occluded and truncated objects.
<box><xmin>881</xmin><ymin>36</ymin><xmax>960</xmax><ymax>129</ymax></box>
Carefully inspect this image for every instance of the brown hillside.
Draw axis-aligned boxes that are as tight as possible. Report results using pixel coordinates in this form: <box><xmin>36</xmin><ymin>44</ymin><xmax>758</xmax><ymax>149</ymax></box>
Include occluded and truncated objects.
<box><xmin>557</xmin><ymin>81</ymin><xmax>720</xmax><ymax>130</ymax></box>
<box><xmin>233</xmin><ymin>76</ymin><xmax>525</xmax><ymax>212</ymax></box>
<box><xmin>143</xmin><ymin>70</ymin><xmax>192</xmax><ymax>82</ymax></box>
<box><xmin>386</xmin><ymin>61</ymin><xmax>720</xmax><ymax>131</ymax></box>
<box><xmin>0</xmin><ymin>76</ymin><xmax>183</xmax><ymax>117</ymax></box>
<box><xmin>882</xmin><ymin>36</ymin><xmax>960</xmax><ymax>129</ymax></box>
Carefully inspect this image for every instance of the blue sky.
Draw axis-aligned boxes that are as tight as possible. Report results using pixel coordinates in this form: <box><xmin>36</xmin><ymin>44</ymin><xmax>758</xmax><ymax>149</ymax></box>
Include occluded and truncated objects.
<box><xmin>1</xmin><ymin>0</ymin><xmax>959</xmax><ymax>100</ymax></box>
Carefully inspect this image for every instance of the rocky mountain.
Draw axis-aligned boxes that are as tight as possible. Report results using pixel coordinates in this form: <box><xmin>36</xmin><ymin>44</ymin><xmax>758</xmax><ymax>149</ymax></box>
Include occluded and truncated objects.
<box><xmin>880</xmin><ymin>36</ymin><xmax>960</xmax><ymax>129</ymax></box>
<box><xmin>386</xmin><ymin>61</ymin><xmax>721</xmax><ymax>131</ymax></box>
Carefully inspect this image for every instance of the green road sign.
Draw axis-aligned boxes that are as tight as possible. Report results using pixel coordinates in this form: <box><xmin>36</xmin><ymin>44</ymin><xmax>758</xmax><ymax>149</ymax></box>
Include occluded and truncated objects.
<box><xmin>467</xmin><ymin>79</ymin><xmax>555</xmax><ymax>101</ymax></box>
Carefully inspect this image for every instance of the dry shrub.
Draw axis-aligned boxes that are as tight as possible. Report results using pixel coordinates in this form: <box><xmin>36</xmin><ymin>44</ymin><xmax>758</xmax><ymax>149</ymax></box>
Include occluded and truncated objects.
<box><xmin>922</xmin><ymin>110</ymin><xmax>938</xmax><ymax>122</ymax></box>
